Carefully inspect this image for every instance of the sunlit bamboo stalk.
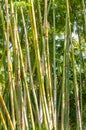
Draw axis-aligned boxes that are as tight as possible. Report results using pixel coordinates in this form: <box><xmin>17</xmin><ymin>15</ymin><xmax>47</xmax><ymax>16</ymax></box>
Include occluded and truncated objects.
<box><xmin>44</xmin><ymin>0</ymin><xmax>55</xmax><ymax>129</ymax></box>
<box><xmin>0</xmin><ymin>94</ymin><xmax>14</xmax><ymax>130</ymax></box>
<box><xmin>65</xmin><ymin>17</ymin><xmax>70</xmax><ymax>130</ymax></box>
<box><xmin>0</xmin><ymin>109</ymin><xmax>7</xmax><ymax>130</ymax></box>
<box><xmin>20</xmin><ymin>7</ymin><xmax>40</xmax><ymax>128</ymax></box>
<box><xmin>14</xmin><ymin>16</ymin><xmax>35</xmax><ymax>130</ymax></box>
<box><xmin>28</xmin><ymin>0</ymin><xmax>51</xmax><ymax>129</ymax></box>
<box><xmin>74</xmin><ymin>19</ymin><xmax>83</xmax><ymax>121</ymax></box>
<box><xmin>1</xmin><ymin>1</ymin><xmax>15</xmax><ymax>127</ymax></box>
<box><xmin>61</xmin><ymin>31</ymin><xmax>66</xmax><ymax>130</ymax></box>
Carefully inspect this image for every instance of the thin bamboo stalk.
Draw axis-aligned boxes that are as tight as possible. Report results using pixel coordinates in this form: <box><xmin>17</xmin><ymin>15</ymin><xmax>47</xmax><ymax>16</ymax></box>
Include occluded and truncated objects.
<box><xmin>36</xmin><ymin>1</ymin><xmax>49</xmax><ymax>126</ymax></box>
<box><xmin>61</xmin><ymin>32</ymin><xmax>66</xmax><ymax>130</ymax></box>
<box><xmin>20</xmin><ymin>7</ymin><xmax>40</xmax><ymax>127</ymax></box>
<box><xmin>65</xmin><ymin>17</ymin><xmax>70</xmax><ymax>130</ymax></box>
<box><xmin>14</xmin><ymin>15</ymin><xmax>35</xmax><ymax>129</ymax></box>
<box><xmin>66</xmin><ymin>0</ymin><xmax>82</xmax><ymax>129</ymax></box>
<box><xmin>0</xmin><ymin>109</ymin><xmax>7</xmax><ymax>130</ymax></box>
<box><xmin>28</xmin><ymin>0</ymin><xmax>51</xmax><ymax>129</ymax></box>
<box><xmin>78</xmin><ymin>32</ymin><xmax>83</xmax><ymax>123</ymax></box>
<box><xmin>82</xmin><ymin>0</ymin><xmax>86</xmax><ymax>33</ymax></box>
<box><xmin>53</xmin><ymin>0</ymin><xmax>57</xmax><ymax>129</ymax></box>
<box><xmin>44</xmin><ymin>0</ymin><xmax>55</xmax><ymax>129</ymax></box>
<box><xmin>76</xmin><ymin>19</ymin><xmax>85</xmax><ymax>123</ymax></box>
<box><xmin>10</xmin><ymin>3</ymin><xmax>26</xmax><ymax>129</ymax></box>
<box><xmin>0</xmin><ymin>2</ymin><xmax>15</xmax><ymax>127</ymax></box>
<box><xmin>0</xmin><ymin>94</ymin><xmax>14</xmax><ymax>130</ymax></box>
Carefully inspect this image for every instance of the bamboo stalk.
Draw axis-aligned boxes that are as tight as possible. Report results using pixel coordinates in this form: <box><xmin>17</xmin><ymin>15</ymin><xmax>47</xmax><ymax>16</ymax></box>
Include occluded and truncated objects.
<box><xmin>44</xmin><ymin>0</ymin><xmax>55</xmax><ymax>129</ymax></box>
<box><xmin>20</xmin><ymin>7</ymin><xmax>40</xmax><ymax>127</ymax></box>
<box><xmin>53</xmin><ymin>0</ymin><xmax>57</xmax><ymax>129</ymax></box>
<box><xmin>0</xmin><ymin>109</ymin><xmax>7</xmax><ymax>130</ymax></box>
<box><xmin>0</xmin><ymin>94</ymin><xmax>14</xmax><ymax>130</ymax></box>
<box><xmin>15</xmin><ymin>16</ymin><xmax>35</xmax><ymax>130</ymax></box>
<box><xmin>65</xmin><ymin>17</ymin><xmax>70</xmax><ymax>130</ymax></box>
<box><xmin>37</xmin><ymin>1</ymin><xmax>50</xmax><ymax>126</ymax></box>
<box><xmin>77</xmin><ymin>30</ymin><xmax>83</xmax><ymax>120</ymax></box>
<box><xmin>28</xmin><ymin>0</ymin><xmax>51</xmax><ymax>129</ymax></box>
<box><xmin>66</xmin><ymin>0</ymin><xmax>82</xmax><ymax>129</ymax></box>
<box><xmin>82</xmin><ymin>0</ymin><xmax>86</xmax><ymax>33</ymax></box>
<box><xmin>0</xmin><ymin>2</ymin><xmax>15</xmax><ymax>128</ymax></box>
<box><xmin>61</xmin><ymin>32</ymin><xmax>66</xmax><ymax>130</ymax></box>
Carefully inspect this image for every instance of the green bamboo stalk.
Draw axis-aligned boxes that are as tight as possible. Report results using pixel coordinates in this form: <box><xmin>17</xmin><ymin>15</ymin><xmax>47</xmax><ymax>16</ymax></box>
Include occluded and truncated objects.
<box><xmin>0</xmin><ymin>94</ymin><xmax>14</xmax><ymax>130</ymax></box>
<box><xmin>0</xmin><ymin>4</ymin><xmax>21</xmax><ymax>129</ymax></box>
<box><xmin>17</xmin><ymin>32</ymin><xmax>35</xmax><ymax>130</ymax></box>
<box><xmin>76</xmin><ymin>15</ymin><xmax>86</xmax><ymax>120</ymax></box>
<box><xmin>44</xmin><ymin>0</ymin><xmax>55</xmax><ymax>129</ymax></box>
<box><xmin>61</xmin><ymin>32</ymin><xmax>66</xmax><ymax>130</ymax></box>
<box><xmin>65</xmin><ymin>17</ymin><xmax>70</xmax><ymax>130</ymax></box>
<box><xmin>48</xmin><ymin>0</ymin><xmax>52</xmax><ymax>15</ymax></box>
<box><xmin>28</xmin><ymin>0</ymin><xmax>51</xmax><ymax>129</ymax></box>
<box><xmin>82</xmin><ymin>0</ymin><xmax>86</xmax><ymax>33</ymax></box>
<box><xmin>1</xmin><ymin>1</ymin><xmax>15</xmax><ymax>127</ymax></box>
<box><xmin>36</xmin><ymin>1</ymin><xmax>50</xmax><ymax>126</ymax></box>
<box><xmin>10</xmin><ymin>3</ymin><xmax>26</xmax><ymax>129</ymax></box>
<box><xmin>20</xmin><ymin>7</ymin><xmax>40</xmax><ymax>128</ymax></box>
<box><xmin>0</xmin><ymin>109</ymin><xmax>7</xmax><ymax>130</ymax></box>
<box><xmin>14</xmin><ymin>15</ymin><xmax>35</xmax><ymax>129</ymax></box>
<box><xmin>78</xmin><ymin>33</ymin><xmax>83</xmax><ymax>123</ymax></box>
<box><xmin>14</xmin><ymin>11</ymin><xmax>22</xmax><ymax>130</ymax></box>
<box><xmin>42</xmin><ymin>100</ymin><xmax>49</xmax><ymax>130</ymax></box>
<box><xmin>53</xmin><ymin>0</ymin><xmax>57</xmax><ymax>129</ymax></box>
<box><xmin>66</xmin><ymin>0</ymin><xmax>82</xmax><ymax>129</ymax></box>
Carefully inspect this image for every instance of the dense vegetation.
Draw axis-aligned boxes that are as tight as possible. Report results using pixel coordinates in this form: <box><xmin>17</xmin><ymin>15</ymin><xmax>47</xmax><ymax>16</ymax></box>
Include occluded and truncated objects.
<box><xmin>0</xmin><ymin>0</ymin><xmax>86</xmax><ymax>130</ymax></box>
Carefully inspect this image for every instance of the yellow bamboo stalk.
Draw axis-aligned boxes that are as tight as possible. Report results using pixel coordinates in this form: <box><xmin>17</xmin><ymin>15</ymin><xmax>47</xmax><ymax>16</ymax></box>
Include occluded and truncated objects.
<box><xmin>20</xmin><ymin>7</ymin><xmax>40</xmax><ymax>127</ymax></box>
<box><xmin>0</xmin><ymin>94</ymin><xmax>14</xmax><ymax>130</ymax></box>
<box><xmin>28</xmin><ymin>0</ymin><xmax>51</xmax><ymax>129</ymax></box>
<box><xmin>0</xmin><ymin>109</ymin><xmax>7</xmax><ymax>130</ymax></box>
<box><xmin>13</xmin><ymin>12</ymin><xmax>35</xmax><ymax>129</ymax></box>
<box><xmin>0</xmin><ymin>2</ymin><xmax>15</xmax><ymax>127</ymax></box>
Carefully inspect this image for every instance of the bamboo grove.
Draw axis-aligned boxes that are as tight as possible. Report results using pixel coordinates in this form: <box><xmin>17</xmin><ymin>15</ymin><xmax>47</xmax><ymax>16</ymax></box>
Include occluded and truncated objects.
<box><xmin>0</xmin><ymin>0</ymin><xmax>86</xmax><ymax>130</ymax></box>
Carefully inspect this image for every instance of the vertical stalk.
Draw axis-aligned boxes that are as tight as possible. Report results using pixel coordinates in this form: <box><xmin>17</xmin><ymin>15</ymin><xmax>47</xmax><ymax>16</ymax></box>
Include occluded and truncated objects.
<box><xmin>66</xmin><ymin>0</ymin><xmax>82</xmax><ymax>129</ymax></box>
<box><xmin>77</xmin><ymin>24</ymin><xmax>83</xmax><ymax>120</ymax></box>
<box><xmin>28</xmin><ymin>0</ymin><xmax>50</xmax><ymax>129</ymax></box>
<box><xmin>82</xmin><ymin>0</ymin><xmax>86</xmax><ymax>33</ymax></box>
<box><xmin>20</xmin><ymin>7</ymin><xmax>40</xmax><ymax>127</ymax></box>
<box><xmin>44</xmin><ymin>0</ymin><xmax>55</xmax><ymax>129</ymax></box>
<box><xmin>4</xmin><ymin>0</ymin><xmax>15</xmax><ymax>127</ymax></box>
<box><xmin>65</xmin><ymin>17</ymin><xmax>70</xmax><ymax>130</ymax></box>
<box><xmin>16</xmin><ymin>26</ymin><xmax>35</xmax><ymax>130</ymax></box>
<box><xmin>0</xmin><ymin>94</ymin><xmax>14</xmax><ymax>130</ymax></box>
<box><xmin>61</xmin><ymin>32</ymin><xmax>66</xmax><ymax>130</ymax></box>
<box><xmin>53</xmin><ymin>0</ymin><xmax>57</xmax><ymax>129</ymax></box>
<box><xmin>0</xmin><ymin>109</ymin><xmax>7</xmax><ymax>130</ymax></box>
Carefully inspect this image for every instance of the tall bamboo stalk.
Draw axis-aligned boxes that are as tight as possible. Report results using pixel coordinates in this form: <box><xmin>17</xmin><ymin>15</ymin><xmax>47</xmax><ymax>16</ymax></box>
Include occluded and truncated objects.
<box><xmin>28</xmin><ymin>0</ymin><xmax>51</xmax><ymax>129</ymax></box>
<box><xmin>65</xmin><ymin>17</ymin><xmax>70</xmax><ymax>130</ymax></box>
<box><xmin>16</xmin><ymin>20</ymin><xmax>35</xmax><ymax>130</ymax></box>
<box><xmin>66</xmin><ymin>0</ymin><xmax>82</xmax><ymax>129</ymax></box>
<box><xmin>76</xmin><ymin>20</ymin><xmax>83</xmax><ymax>120</ymax></box>
<box><xmin>44</xmin><ymin>0</ymin><xmax>55</xmax><ymax>129</ymax></box>
<box><xmin>53</xmin><ymin>0</ymin><xmax>57</xmax><ymax>129</ymax></box>
<box><xmin>1</xmin><ymin>1</ymin><xmax>15</xmax><ymax>127</ymax></box>
<box><xmin>82</xmin><ymin>0</ymin><xmax>86</xmax><ymax>33</ymax></box>
<box><xmin>20</xmin><ymin>7</ymin><xmax>40</xmax><ymax>128</ymax></box>
<box><xmin>61</xmin><ymin>30</ymin><xmax>66</xmax><ymax>130</ymax></box>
